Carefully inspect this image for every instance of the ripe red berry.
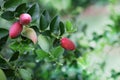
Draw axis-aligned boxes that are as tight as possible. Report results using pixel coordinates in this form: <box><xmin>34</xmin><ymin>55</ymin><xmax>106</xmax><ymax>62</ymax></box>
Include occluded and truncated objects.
<box><xmin>60</xmin><ymin>37</ymin><xmax>75</xmax><ymax>50</ymax></box>
<box><xmin>9</xmin><ymin>21</ymin><xmax>23</xmax><ymax>38</ymax></box>
<box><xmin>19</xmin><ymin>13</ymin><xmax>32</xmax><ymax>25</ymax></box>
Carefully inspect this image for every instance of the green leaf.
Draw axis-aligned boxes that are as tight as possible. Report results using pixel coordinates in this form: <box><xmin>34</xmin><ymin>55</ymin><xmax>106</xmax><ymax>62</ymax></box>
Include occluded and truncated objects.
<box><xmin>9</xmin><ymin>41</ymin><xmax>34</xmax><ymax>53</ymax></box>
<box><xmin>27</xmin><ymin>3</ymin><xmax>40</xmax><ymax>26</ymax></box>
<box><xmin>65</xmin><ymin>20</ymin><xmax>73</xmax><ymax>32</ymax></box>
<box><xmin>39</xmin><ymin>15</ymin><xmax>48</xmax><ymax>31</ymax></box>
<box><xmin>38</xmin><ymin>35</ymin><xmax>50</xmax><ymax>52</ymax></box>
<box><xmin>0</xmin><ymin>35</ymin><xmax>8</xmax><ymax>51</ymax></box>
<box><xmin>19</xmin><ymin>69</ymin><xmax>32</xmax><ymax>80</ymax></box>
<box><xmin>22</xmin><ymin>27</ymin><xmax>37</xmax><ymax>44</ymax></box>
<box><xmin>1</xmin><ymin>11</ymin><xmax>14</xmax><ymax>20</ymax></box>
<box><xmin>0</xmin><ymin>69</ymin><xmax>7</xmax><ymax>80</ymax></box>
<box><xmin>42</xmin><ymin>30</ymin><xmax>51</xmax><ymax>36</ymax></box>
<box><xmin>9</xmin><ymin>42</ymin><xmax>20</xmax><ymax>51</ymax></box>
<box><xmin>0</xmin><ymin>28</ymin><xmax>8</xmax><ymax>39</ymax></box>
<box><xmin>35</xmin><ymin>49</ymin><xmax>49</xmax><ymax>60</ymax></box>
<box><xmin>3</xmin><ymin>0</ymin><xmax>23</xmax><ymax>11</ymax></box>
<box><xmin>42</xmin><ymin>10</ymin><xmax>51</xmax><ymax>23</ymax></box>
<box><xmin>39</xmin><ymin>10</ymin><xmax>50</xmax><ymax>31</ymax></box>
<box><xmin>65</xmin><ymin>20</ymin><xmax>77</xmax><ymax>33</ymax></box>
<box><xmin>59</xmin><ymin>21</ymin><xmax>65</xmax><ymax>36</ymax></box>
<box><xmin>50</xmin><ymin>16</ymin><xmax>60</xmax><ymax>35</ymax></box>
<box><xmin>9</xmin><ymin>51</ymin><xmax>19</xmax><ymax>61</ymax></box>
<box><xmin>51</xmin><ymin>46</ymin><xmax>64</xmax><ymax>58</ymax></box>
<box><xmin>15</xmin><ymin>3</ymin><xmax>28</xmax><ymax>17</ymax></box>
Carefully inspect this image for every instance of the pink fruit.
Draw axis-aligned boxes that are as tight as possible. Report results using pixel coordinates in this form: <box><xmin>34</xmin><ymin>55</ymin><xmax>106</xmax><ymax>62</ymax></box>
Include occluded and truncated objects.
<box><xmin>19</xmin><ymin>13</ymin><xmax>32</xmax><ymax>25</ymax></box>
<box><xmin>60</xmin><ymin>37</ymin><xmax>75</xmax><ymax>50</ymax></box>
<box><xmin>9</xmin><ymin>21</ymin><xmax>23</xmax><ymax>38</ymax></box>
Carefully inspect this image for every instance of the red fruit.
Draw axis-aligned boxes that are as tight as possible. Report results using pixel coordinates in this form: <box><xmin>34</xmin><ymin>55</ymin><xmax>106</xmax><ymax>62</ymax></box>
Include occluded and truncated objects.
<box><xmin>19</xmin><ymin>13</ymin><xmax>32</xmax><ymax>25</ymax></box>
<box><xmin>60</xmin><ymin>37</ymin><xmax>75</xmax><ymax>50</ymax></box>
<box><xmin>9</xmin><ymin>22</ymin><xmax>23</xmax><ymax>38</ymax></box>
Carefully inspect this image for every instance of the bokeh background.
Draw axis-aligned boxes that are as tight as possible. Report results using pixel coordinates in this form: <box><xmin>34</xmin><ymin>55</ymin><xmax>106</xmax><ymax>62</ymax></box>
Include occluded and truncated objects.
<box><xmin>37</xmin><ymin>0</ymin><xmax>120</xmax><ymax>80</ymax></box>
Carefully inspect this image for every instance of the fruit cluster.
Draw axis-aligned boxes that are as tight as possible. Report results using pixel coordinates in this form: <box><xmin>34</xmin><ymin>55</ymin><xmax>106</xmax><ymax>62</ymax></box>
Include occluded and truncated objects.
<box><xmin>9</xmin><ymin>13</ymin><xmax>32</xmax><ymax>38</ymax></box>
<box><xmin>8</xmin><ymin>13</ymin><xmax>75</xmax><ymax>50</ymax></box>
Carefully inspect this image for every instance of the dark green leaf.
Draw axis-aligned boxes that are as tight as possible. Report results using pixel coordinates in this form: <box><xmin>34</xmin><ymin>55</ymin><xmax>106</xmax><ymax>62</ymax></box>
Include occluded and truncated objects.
<box><xmin>51</xmin><ymin>46</ymin><xmax>64</xmax><ymax>58</ymax></box>
<box><xmin>53</xmin><ymin>38</ymin><xmax>60</xmax><ymax>47</ymax></box>
<box><xmin>3</xmin><ymin>0</ymin><xmax>23</xmax><ymax>11</ymax></box>
<box><xmin>0</xmin><ymin>28</ymin><xmax>8</xmax><ymax>39</ymax></box>
<box><xmin>9</xmin><ymin>51</ymin><xmax>19</xmax><ymax>61</ymax></box>
<box><xmin>0</xmin><ymin>35</ymin><xmax>8</xmax><ymax>51</ymax></box>
<box><xmin>27</xmin><ymin>3</ymin><xmax>40</xmax><ymax>26</ymax></box>
<box><xmin>50</xmin><ymin>16</ymin><xmax>59</xmax><ymax>32</ymax></box>
<box><xmin>3</xmin><ymin>69</ymin><xmax>14</xmax><ymax>77</ymax></box>
<box><xmin>15</xmin><ymin>3</ymin><xmax>28</xmax><ymax>17</ymax></box>
<box><xmin>1</xmin><ymin>11</ymin><xmax>14</xmax><ymax>20</ymax></box>
<box><xmin>39</xmin><ymin>14</ymin><xmax>49</xmax><ymax>31</ymax></box>
<box><xmin>41</xmin><ymin>30</ymin><xmax>51</xmax><ymax>36</ymax></box>
<box><xmin>42</xmin><ymin>10</ymin><xmax>51</xmax><ymax>23</ymax></box>
<box><xmin>36</xmin><ymin>49</ymin><xmax>49</xmax><ymax>60</ymax></box>
<box><xmin>59</xmin><ymin>21</ymin><xmax>65</xmax><ymax>36</ymax></box>
<box><xmin>50</xmin><ymin>16</ymin><xmax>60</xmax><ymax>36</ymax></box>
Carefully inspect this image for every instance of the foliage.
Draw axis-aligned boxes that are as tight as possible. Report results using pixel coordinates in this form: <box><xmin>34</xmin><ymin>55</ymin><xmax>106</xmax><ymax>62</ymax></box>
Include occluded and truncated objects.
<box><xmin>0</xmin><ymin>0</ymin><xmax>79</xmax><ymax>80</ymax></box>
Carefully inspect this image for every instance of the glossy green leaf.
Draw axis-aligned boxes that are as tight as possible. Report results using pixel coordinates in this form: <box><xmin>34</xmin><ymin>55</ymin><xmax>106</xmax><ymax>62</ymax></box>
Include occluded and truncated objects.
<box><xmin>42</xmin><ymin>10</ymin><xmax>51</xmax><ymax>23</ymax></box>
<box><xmin>27</xmin><ymin>3</ymin><xmax>40</xmax><ymax>26</ymax></box>
<box><xmin>51</xmin><ymin>46</ymin><xmax>64</xmax><ymax>58</ymax></box>
<box><xmin>19</xmin><ymin>69</ymin><xmax>32</xmax><ymax>80</ymax></box>
<box><xmin>0</xmin><ymin>69</ymin><xmax>7</xmax><ymax>80</ymax></box>
<box><xmin>39</xmin><ymin>10</ymin><xmax>51</xmax><ymax>31</ymax></box>
<box><xmin>1</xmin><ymin>11</ymin><xmax>14</xmax><ymax>20</ymax></box>
<box><xmin>36</xmin><ymin>49</ymin><xmax>49</xmax><ymax>60</ymax></box>
<box><xmin>15</xmin><ymin>3</ymin><xmax>27</xmax><ymax>17</ymax></box>
<box><xmin>59</xmin><ymin>21</ymin><xmax>65</xmax><ymax>36</ymax></box>
<box><xmin>38</xmin><ymin>35</ymin><xmax>50</xmax><ymax>52</ymax></box>
<box><xmin>39</xmin><ymin>15</ymin><xmax>48</xmax><ymax>31</ymax></box>
<box><xmin>3</xmin><ymin>0</ymin><xmax>23</xmax><ymax>11</ymax></box>
<box><xmin>50</xmin><ymin>16</ymin><xmax>60</xmax><ymax>35</ymax></box>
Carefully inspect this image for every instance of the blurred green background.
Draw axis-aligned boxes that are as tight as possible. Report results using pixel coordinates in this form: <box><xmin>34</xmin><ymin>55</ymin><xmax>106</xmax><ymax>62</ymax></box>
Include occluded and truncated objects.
<box><xmin>38</xmin><ymin>0</ymin><xmax>120</xmax><ymax>80</ymax></box>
